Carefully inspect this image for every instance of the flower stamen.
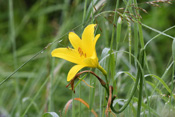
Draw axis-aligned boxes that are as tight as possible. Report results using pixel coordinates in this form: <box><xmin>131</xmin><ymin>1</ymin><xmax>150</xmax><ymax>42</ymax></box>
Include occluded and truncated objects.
<box><xmin>78</xmin><ymin>47</ymin><xmax>86</xmax><ymax>57</ymax></box>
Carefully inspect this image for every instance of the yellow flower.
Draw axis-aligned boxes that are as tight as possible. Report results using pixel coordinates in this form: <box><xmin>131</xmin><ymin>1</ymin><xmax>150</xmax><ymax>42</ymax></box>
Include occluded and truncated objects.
<box><xmin>51</xmin><ymin>24</ymin><xmax>100</xmax><ymax>81</ymax></box>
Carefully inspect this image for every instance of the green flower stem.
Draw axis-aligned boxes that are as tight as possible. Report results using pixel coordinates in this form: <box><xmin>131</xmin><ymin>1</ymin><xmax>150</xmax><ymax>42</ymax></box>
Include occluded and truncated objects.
<box><xmin>97</xmin><ymin>64</ymin><xmax>109</xmax><ymax>87</ymax></box>
<box><xmin>97</xmin><ymin>64</ymin><xmax>107</xmax><ymax>76</ymax></box>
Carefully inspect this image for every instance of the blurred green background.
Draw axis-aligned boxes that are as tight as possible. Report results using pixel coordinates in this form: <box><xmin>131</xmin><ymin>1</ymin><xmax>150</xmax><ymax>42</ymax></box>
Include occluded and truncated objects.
<box><xmin>0</xmin><ymin>0</ymin><xmax>175</xmax><ymax>116</ymax></box>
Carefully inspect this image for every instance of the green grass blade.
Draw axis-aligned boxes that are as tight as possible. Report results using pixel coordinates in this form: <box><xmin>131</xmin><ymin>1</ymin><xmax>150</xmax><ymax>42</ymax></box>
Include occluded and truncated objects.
<box><xmin>145</xmin><ymin>74</ymin><xmax>171</xmax><ymax>93</ymax></box>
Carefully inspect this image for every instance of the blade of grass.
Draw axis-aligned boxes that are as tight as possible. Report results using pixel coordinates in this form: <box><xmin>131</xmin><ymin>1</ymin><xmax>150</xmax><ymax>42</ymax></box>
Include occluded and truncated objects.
<box><xmin>9</xmin><ymin>0</ymin><xmax>20</xmax><ymax>114</ymax></box>
<box><xmin>134</xmin><ymin>20</ymin><xmax>138</xmax><ymax>64</ymax></box>
<box><xmin>109</xmin><ymin>0</ymin><xmax>119</xmax><ymax>99</ymax></box>
<box><xmin>0</xmin><ymin>22</ymin><xmax>86</xmax><ymax>86</ymax></box>
<box><xmin>21</xmin><ymin>76</ymin><xmax>49</xmax><ymax>116</ymax></box>
<box><xmin>144</xmin><ymin>25</ymin><xmax>175</xmax><ymax>49</ymax></box>
<box><xmin>150</xmin><ymin>61</ymin><xmax>174</xmax><ymax>95</ymax></box>
<box><xmin>72</xmin><ymin>91</ymin><xmax>75</xmax><ymax>117</ymax></box>
<box><xmin>127</xmin><ymin>19</ymin><xmax>132</xmax><ymax>67</ymax></box>
<box><xmin>144</xmin><ymin>74</ymin><xmax>171</xmax><ymax>93</ymax></box>
<box><xmin>123</xmin><ymin>0</ymin><xmax>132</xmax><ymax>68</ymax></box>
<box><xmin>171</xmin><ymin>39</ymin><xmax>175</xmax><ymax>102</ymax></box>
<box><xmin>82</xmin><ymin>0</ymin><xmax>88</xmax><ymax>26</ymax></box>
<box><xmin>137</xmin><ymin>49</ymin><xmax>145</xmax><ymax>117</ymax></box>
<box><xmin>9</xmin><ymin>0</ymin><xmax>17</xmax><ymax>67</ymax></box>
<box><xmin>116</xmin><ymin>17</ymin><xmax>122</xmax><ymax>51</ymax></box>
<box><xmin>142</xmin><ymin>23</ymin><xmax>175</xmax><ymax>40</ymax></box>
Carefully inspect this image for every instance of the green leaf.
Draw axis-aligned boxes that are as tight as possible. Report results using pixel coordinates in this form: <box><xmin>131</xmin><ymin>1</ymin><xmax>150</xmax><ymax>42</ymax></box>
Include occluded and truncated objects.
<box><xmin>43</xmin><ymin>112</ymin><xmax>59</xmax><ymax>117</ymax></box>
<box><xmin>144</xmin><ymin>74</ymin><xmax>171</xmax><ymax>93</ymax></box>
<box><xmin>115</xmin><ymin>71</ymin><xmax>136</xmax><ymax>82</ymax></box>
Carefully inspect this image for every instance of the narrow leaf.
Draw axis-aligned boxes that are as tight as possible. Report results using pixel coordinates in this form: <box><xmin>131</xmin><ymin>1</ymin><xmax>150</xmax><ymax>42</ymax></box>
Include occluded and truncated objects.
<box><xmin>144</xmin><ymin>74</ymin><xmax>171</xmax><ymax>93</ymax></box>
<box><xmin>43</xmin><ymin>112</ymin><xmax>59</xmax><ymax>117</ymax></box>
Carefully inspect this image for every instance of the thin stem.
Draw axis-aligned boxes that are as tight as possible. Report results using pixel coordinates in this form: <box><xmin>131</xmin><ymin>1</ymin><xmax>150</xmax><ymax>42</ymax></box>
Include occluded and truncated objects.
<box><xmin>9</xmin><ymin>0</ymin><xmax>20</xmax><ymax>114</ymax></box>
<box><xmin>110</xmin><ymin>0</ymin><xmax>119</xmax><ymax>97</ymax></box>
<box><xmin>9</xmin><ymin>0</ymin><xmax>17</xmax><ymax>67</ymax></box>
<box><xmin>79</xmin><ymin>81</ymin><xmax>81</xmax><ymax>117</ymax></box>
<box><xmin>72</xmin><ymin>92</ymin><xmax>75</xmax><ymax>117</ymax></box>
<box><xmin>110</xmin><ymin>49</ymin><xmax>145</xmax><ymax>114</ymax></box>
<box><xmin>97</xmin><ymin>64</ymin><xmax>108</xmax><ymax>88</ymax></box>
<box><xmin>82</xmin><ymin>0</ymin><xmax>87</xmax><ymax>25</ymax></box>
<box><xmin>66</xmin><ymin>70</ymin><xmax>108</xmax><ymax>95</ymax></box>
<box><xmin>105</xmin><ymin>86</ymin><xmax>113</xmax><ymax>116</ymax></box>
<box><xmin>97</xmin><ymin>64</ymin><xmax>107</xmax><ymax>76</ymax></box>
<box><xmin>110</xmin><ymin>0</ymin><xmax>119</xmax><ymax>49</ymax></box>
<box><xmin>137</xmin><ymin>49</ymin><xmax>145</xmax><ymax>117</ymax></box>
<box><xmin>116</xmin><ymin>17</ymin><xmax>122</xmax><ymax>51</ymax></box>
<box><xmin>171</xmin><ymin>39</ymin><xmax>175</xmax><ymax>104</ymax></box>
<box><xmin>127</xmin><ymin>19</ymin><xmax>132</xmax><ymax>67</ymax></box>
<box><xmin>110</xmin><ymin>68</ymin><xmax>139</xmax><ymax>113</ymax></box>
<box><xmin>133</xmin><ymin>1</ymin><xmax>145</xmax><ymax>116</ymax></box>
<box><xmin>144</xmin><ymin>25</ymin><xmax>175</xmax><ymax>49</ymax></box>
<box><xmin>48</xmin><ymin>58</ymin><xmax>55</xmax><ymax>111</ymax></box>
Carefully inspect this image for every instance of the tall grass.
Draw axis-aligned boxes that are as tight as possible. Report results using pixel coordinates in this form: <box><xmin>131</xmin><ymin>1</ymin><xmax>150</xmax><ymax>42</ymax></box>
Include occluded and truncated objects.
<box><xmin>0</xmin><ymin>0</ymin><xmax>175</xmax><ymax>116</ymax></box>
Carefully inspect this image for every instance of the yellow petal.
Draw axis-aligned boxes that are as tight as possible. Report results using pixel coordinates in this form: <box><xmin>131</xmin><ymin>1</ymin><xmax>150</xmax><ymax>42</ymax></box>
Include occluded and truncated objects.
<box><xmin>51</xmin><ymin>48</ymin><xmax>83</xmax><ymax>65</ymax></box>
<box><xmin>69</xmin><ymin>32</ymin><xmax>82</xmax><ymax>50</ymax></box>
<box><xmin>92</xmin><ymin>34</ymin><xmax>100</xmax><ymax>58</ymax></box>
<box><xmin>82</xmin><ymin>24</ymin><xmax>96</xmax><ymax>57</ymax></box>
<box><xmin>67</xmin><ymin>65</ymin><xmax>85</xmax><ymax>81</ymax></box>
<box><xmin>94</xmin><ymin>34</ymin><xmax>100</xmax><ymax>46</ymax></box>
<box><xmin>83</xmin><ymin>57</ymin><xmax>98</xmax><ymax>68</ymax></box>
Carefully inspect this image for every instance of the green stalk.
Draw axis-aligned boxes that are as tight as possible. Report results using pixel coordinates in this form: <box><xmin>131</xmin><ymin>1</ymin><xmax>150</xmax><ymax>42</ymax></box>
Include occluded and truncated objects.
<box><xmin>123</xmin><ymin>0</ymin><xmax>132</xmax><ymax>13</ymax></box>
<box><xmin>72</xmin><ymin>92</ymin><xmax>75</xmax><ymax>117</ymax></box>
<box><xmin>9</xmin><ymin>0</ymin><xmax>20</xmax><ymax>114</ymax></box>
<box><xmin>115</xmin><ymin>15</ymin><xmax>122</xmax><ymax>99</ymax></box>
<box><xmin>137</xmin><ymin>49</ymin><xmax>145</xmax><ymax>117</ymax></box>
<box><xmin>171</xmin><ymin>39</ymin><xmax>175</xmax><ymax>104</ymax></box>
<box><xmin>97</xmin><ymin>64</ymin><xmax>107</xmax><ymax>77</ymax></box>
<box><xmin>123</xmin><ymin>0</ymin><xmax>132</xmax><ymax>68</ymax></box>
<box><xmin>143</xmin><ymin>75</ymin><xmax>150</xmax><ymax>116</ymax></box>
<box><xmin>111</xmin><ymin>69</ymin><xmax>139</xmax><ymax>113</ymax></box>
<box><xmin>97</xmin><ymin>64</ymin><xmax>108</xmax><ymax>88</ymax></box>
<box><xmin>82</xmin><ymin>0</ymin><xmax>88</xmax><ymax>25</ymax></box>
<box><xmin>99</xmin><ymin>81</ymin><xmax>103</xmax><ymax>117</ymax></box>
<box><xmin>116</xmin><ymin>17</ymin><xmax>122</xmax><ymax>51</ymax></box>
<box><xmin>110</xmin><ymin>0</ymin><xmax>119</xmax><ymax>50</ymax></box>
<box><xmin>170</xmin><ymin>62</ymin><xmax>174</xmax><ymax>104</ymax></box>
<box><xmin>109</xmin><ymin>0</ymin><xmax>119</xmax><ymax>97</ymax></box>
<box><xmin>9</xmin><ymin>0</ymin><xmax>17</xmax><ymax>67</ymax></box>
<box><xmin>134</xmin><ymin>22</ymin><xmax>138</xmax><ymax>65</ymax></box>
<box><xmin>89</xmin><ymin>78</ymin><xmax>96</xmax><ymax>114</ymax></box>
<box><xmin>133</xmin><ymin>0</ymin><xmax>147</xmax><ymax>116</ymax></box>
<box><xmin>48</xmin><ymin>58</ymin><xmax>54</xmax><ymax>112</ymax></box>
<box><xmin>79</xmin><ymin>82</ymin><xmax>81</xmax><ymax>117</ymax></box>
<box><xmin>137</xmin><ymin>54</ymin><xmax>144</xmax><ymax>117</ymax></box>
<box><xmin>110</xmin><ymin>49</ymin><xmax>145</xmax><ymax>114</ymax></box>
<box><xmin>127</xmin><ymin>19</ymin><xmax>132</xmax><ymax>67</ymax></box>
<box><xmin>91</xmin><ymin>0</ymin><xmax>94</xmax><ymax>23</ymax></box>
<box><xmin>132</xmin><ymin>0</ymin><xmax>145</xmax><ymax>48</ymax></box>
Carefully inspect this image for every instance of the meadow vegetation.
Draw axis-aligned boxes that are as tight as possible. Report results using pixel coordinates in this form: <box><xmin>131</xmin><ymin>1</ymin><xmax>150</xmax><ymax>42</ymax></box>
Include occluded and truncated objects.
<box><xmin>0</xmin><ymin>0</ymin><xmax>175</xmax><ymax>116</ymax></box>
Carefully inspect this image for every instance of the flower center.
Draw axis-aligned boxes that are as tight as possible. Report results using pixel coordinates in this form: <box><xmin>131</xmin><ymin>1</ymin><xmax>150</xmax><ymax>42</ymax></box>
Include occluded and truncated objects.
<box><xmin>78</xmin><ymin>47</ymin><xmax>86</xmax><ymax>57</ymax></box>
